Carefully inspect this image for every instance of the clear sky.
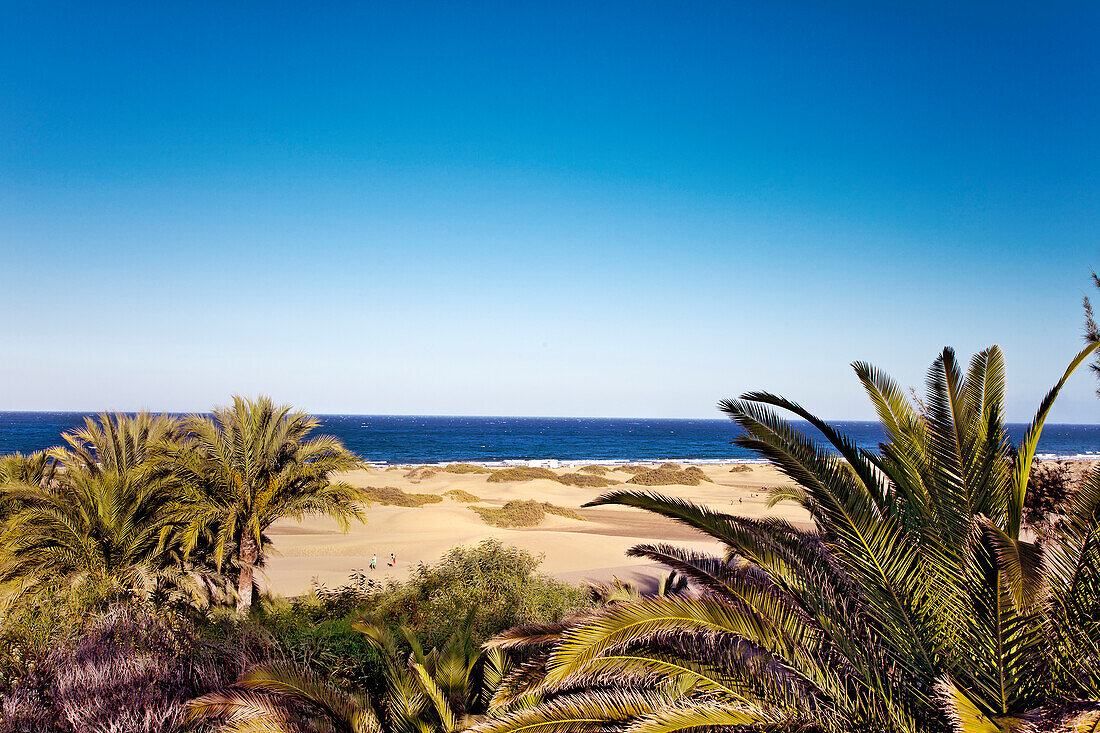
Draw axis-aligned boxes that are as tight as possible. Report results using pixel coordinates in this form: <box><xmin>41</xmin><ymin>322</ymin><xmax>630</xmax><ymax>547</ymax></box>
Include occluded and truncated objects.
<box><xmin>1</xmin><ymin>2</ymin><xmax>1098</xmax><ymax>421</ymax></box>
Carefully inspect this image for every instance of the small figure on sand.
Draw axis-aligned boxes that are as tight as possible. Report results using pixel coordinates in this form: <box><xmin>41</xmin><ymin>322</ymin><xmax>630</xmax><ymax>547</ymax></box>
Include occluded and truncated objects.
<box><xmin>370</xmin><ymin>554</ymin><xmax>378</xmax><ymax>570</ymax></box>
<box><xmin>388</xmin><ymin>552</ymin><xmax>396</xmax><ymax>567</ymax></box>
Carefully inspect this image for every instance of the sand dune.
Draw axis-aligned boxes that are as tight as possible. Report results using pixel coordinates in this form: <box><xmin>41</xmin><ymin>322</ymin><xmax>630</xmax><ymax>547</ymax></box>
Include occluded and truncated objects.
<box><xmin>262</xmin><ymin>463</ymin><xmax>810</xmax><ymax>596</ymax></box>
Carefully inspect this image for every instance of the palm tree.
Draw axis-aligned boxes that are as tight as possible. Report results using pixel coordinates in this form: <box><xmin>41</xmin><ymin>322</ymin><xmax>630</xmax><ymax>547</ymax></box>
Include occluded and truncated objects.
<box><xmin>156</xmin><ymin>395</ymin><xmax>364</xmax><ymax>614</ymax></box>
<box><xmin>0</xmin><ymin>469</ymin><xmax>200</xmax><ymax>608</ymax></box>
<box><xmin>186</xmin><ymin>611</ymin><xmax>512</xmax><ymax>733</ymax></box>
<box><xmin>473</xmin><ymin>342</ymin><xmax>1100</xmax><ymax>733</ymax></box>
<box><xmin>0</xmin><ymin>450</ymin><xmax>57</xmax><ymax>489</ymax></box>
<box><xmin>50</xmin><ymin>411</ymin><xmax>186</xmax><ymax>478</ymax></box>
<box><xmin>0</xmin><ymin>413</ymin><xmax>210</xmax><ymax>609</ymax></box>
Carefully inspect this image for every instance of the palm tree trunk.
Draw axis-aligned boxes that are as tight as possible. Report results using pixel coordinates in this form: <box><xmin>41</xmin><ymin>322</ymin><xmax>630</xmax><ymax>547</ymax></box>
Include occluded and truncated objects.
<box><xmin>236</xmin><ymin>535</ymin><xmax>259</xmax><ymax>615</ymax></box>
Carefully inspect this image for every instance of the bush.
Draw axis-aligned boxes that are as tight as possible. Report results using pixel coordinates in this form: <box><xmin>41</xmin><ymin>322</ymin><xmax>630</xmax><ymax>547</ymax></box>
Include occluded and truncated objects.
<box><xmin>486</xmin><ymin>466</ymin><xmax>561</xmax><ymax>482</ymax></box>
<box><xmin>684</xmin><ymin>466</ymin><xmax>712</xmax><ymax>483</ymax></box>
<box><xmin>627</xmin><ymin>468</ymin><xmax>703</xmax><ymax>486</ymax></box>
<box><xmin>443</xmin><ymin>489</ymin><xmax>482</xmax><ymax>503</ymax></box>
<box><xmin>579</xmin><ymin>465</ymin><xmax>610</xmax><ymax>475</ymax></box>
<box><xmin>471</xmin><ymin>500</ymin><xmax>585</xmax><ymax>528</ymax></box>
<box><xmin>615</xmin><ymin>464</ymin><xmax>649</xmax><ymax>474</ymax></box>
<box><xmin>729</xmin><ymin>464</ymin><xmax>753</xmax><ymax>472</ymax></box>
<box><xmin>403</xmin><ymin>466</ymin><xmax>438</xmax><ymax>481</ymax></box>
<box><xmin>658</xmin><ymin>462</ymin><xmax>682</xmax><ymax>471</ymax></box>
<box><xmin>362</xmin><ymin>486</ymin><xmax>442</xmax><ymax>507</ymax></box>
<box><xmin>557</xmin><ymin>472</ymin><xmax>621</xmax><ymax>488</ymax></box>
<box><xmin>364</xmin><ymin>540</ymin><xmax>589</xmax><ymax>649</ymax></box>
<box><xmin>0</xmin><ymin>606</ymin><xmax>258</xmax><ymax>733</ymax></box>
<box><xmin>441</xmin><ymin>463</ymin><xmax>493</xmax><ymax>474</ymax></box>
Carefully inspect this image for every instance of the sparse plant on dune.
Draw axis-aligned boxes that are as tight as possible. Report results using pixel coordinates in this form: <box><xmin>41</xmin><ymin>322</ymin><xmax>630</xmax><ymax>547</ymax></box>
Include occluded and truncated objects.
<box><xmin>471</xmin><ymin>501</ymin><xmax>585</xmax><ymax>528</ymax></box>
<box><xmin>405</xmin><ymin>466</ymin><xmax>440</xmax><ymax>482</ymax></box>
<box><xmin>728</xmin><ymin>463</ymin><xmax>753</xmax><ymax>472</ymax></box>
<box><xmin>473</xmin><ymin>341</ymin><xmax>1100</xmax><ymax>733</ymax></box>
<box><xmin>444</xmin><ymin>489</ymin><xmax>482</xmax><ymax>503</ymax></box>
<box><xmin>443</xmin><ymin>463</ymin><xmax>494</xmax><ymax>474</ymax></box>
<box><xmin>578</xmin><ymin>465</ymin><xmax>610</xmax><ymax>476</ymax></box>
<box><xmin>486</xmin><ymin>467</ymin><xmax>560</xmax><ymax>483</ymax></box>
<box><xmin>363</xmin><ymin>486</ymin><xmax>444</xmax><ymax>507</ymax></box>
<box><xmin>624</xmin><ymin>466</ymin><xmax>703</xmax><ymax>486</ymax></box>
<box><xmin>556</xmin><ymin>472</ymin><xmax>620</xmax><ymax>488</ymax></box>
<box><xmin>153</xmin><ymin>395</ymin><xmax>364</xmax><ymax>615</ymax></box>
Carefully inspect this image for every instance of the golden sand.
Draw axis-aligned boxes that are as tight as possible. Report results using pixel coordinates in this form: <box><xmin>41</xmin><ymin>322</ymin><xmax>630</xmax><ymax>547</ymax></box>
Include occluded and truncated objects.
<box><xmin>261</xmin><ymin>463</ymin><xmax>809</xmax><ymax>596</ymax></box>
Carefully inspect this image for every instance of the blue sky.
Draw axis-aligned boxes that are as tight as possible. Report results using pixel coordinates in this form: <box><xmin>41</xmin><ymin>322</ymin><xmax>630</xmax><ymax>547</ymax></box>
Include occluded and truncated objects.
<box><xmin>1</xmin><ymin>2</ymin><xmax>1098</xmax><ymax>421</ymax></box>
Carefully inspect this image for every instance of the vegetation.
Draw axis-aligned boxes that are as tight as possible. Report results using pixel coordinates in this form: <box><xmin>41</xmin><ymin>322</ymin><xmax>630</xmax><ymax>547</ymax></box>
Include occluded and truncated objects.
<box><xmin>364</xmin><ymin>485</ymin><xmax>445</xmax><ymax>507</ymax></box>
<box><xmin>728</xmin><ymin>463</ymin><xmax>753</xmax><ymax>472</ymax></box>
<box><xmin>613</xmin><ymin>464</ymin><xmax>648</xmax><ymax>474</ymax></box>
<box><xmin>363</xmin><ymin>540</ymin><xmax>589</xmax><ymax>649</ymax></box>
<box><xmin>578</xmin><ymin>465</ymin><xmax>610</xmax><ymax>475</ymax></box>
<box><xmin>471</xmin><ymin>501</ymin><xmax>585</xmax><ymax>528</ymax></box>
<box><xmin>624</xmin><ymin>466</ymin><xmax>704</xmax><ymax>486</ymax></box>
<box><xmin>189</xmin><ymin>611</ymin><xmax>508</xmax><ymax>733</ymax></box>
<box><xmin>486</xmin><ymin>467</ymin><xmax>560</xmax><ymax>483</ymax></box>
<box><xmin>0</xmin><ymin>605</ymin><xmax>261</xmax><ymax>733</ymax></box>
<box><xmin>556</xmin><ymin>472</ymin><xmax>620</xmax><ymax>488</ymax></box>
<box><xmin>405</xmin><ymin>466</ymin><xmax>440</xmax><ymax>481</ymax></box>
<box><xmin>475</xmin><ymin>341</ymin><xmax>1100</xmax><ymax>733</ymax></box>
<box><xmin>154</xmin><ymin>396</ymin><xmax>364</xmax><ymax>614</ymax></box>
<box><xmin>444</xmin><ymin>489</ymin><xmax>483</xmax><ymax>503</ymax></box>
<box><xmin>443</xmin><ymin>463</ymin><xmax>494</xmax><ymax>474</ymax></box>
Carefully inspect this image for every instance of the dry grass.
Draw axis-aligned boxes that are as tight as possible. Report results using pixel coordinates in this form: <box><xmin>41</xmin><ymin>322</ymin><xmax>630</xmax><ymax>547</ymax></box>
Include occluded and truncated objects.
<box><xmin>615</xmin><ymin>464</ymin><xmax>649</xmax><ymax>474</ymax></box>
<box><xmin>729</xmin><ymin>464</ymin><xmax>753</xmax><ymax>473</ymax></box>
<box><xmin>658</xmin><ymin>462</ymin><xmax>682</xmax><ymax>471</ymax></box>
<box><xmin>486</xmin><ymin>467</ymin><xmax>561</xmax><ymax>483</ymax></box>
<box><xmin>385</xmin><ymin>466</ymin><xmax>402</xmax><ymax>472</ymax></box>
<box><xmin>443</xmin><ymin>488</ymin><xmax>482</xmax><ymax>503</ymax></box>
<box><xmin>541</xmin><ymin>503</ymin><xmax>586</xmax><ymax>521</ymax></box>
<box><xmin>471</xmin><ymin>500</ymin><xmax>586</xmax><ymax>528</ymax></box>
<box><xmin>558</xmin><ymin>472</ymin><xmax>621</xmax><ymax>488</ymax></box>
<box><xmin>684</xmin><ymin>466</ymin><xmax>712</xmax><ymax>483</ymax></box>
<box><xmin>403</xmin><ymin>466</ymin><xmax>439</xmax><ymax>482</ymax></box>
<box><xmin>579</xmin><ymin>465</ymin><xmax>611</xmax><ymax>475</ymax></box>
<box><xmin>626</xmin><ymin>468</ymin><xmax>703</xmax><ymax>487</ymax></box>
<box><xmin>362</xmin><ymin>486</ymin><xmax>443</xmax><ymax>507</ymax></box>
<box><xmin>442</xmin><ymin>463</ymin><xmax>493</xmax><ymax>474</ymax></box>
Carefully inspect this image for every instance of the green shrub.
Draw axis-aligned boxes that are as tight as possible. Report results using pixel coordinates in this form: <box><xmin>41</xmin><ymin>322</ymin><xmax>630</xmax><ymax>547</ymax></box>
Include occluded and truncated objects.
<box><xmin>364</xmin><ymin>540</ymin><xmax>589</xmax><ymax>649</ymax></box>
<box><xmin>486</xmin><ymin>467</ymin><xmax>560</xmax><ymax>482</ymax></box>
<box><xmin>443</xmin><ymin>489</ymin><xmax>482</xmax><ymax>503</ymax></box>
<box><xmin>362</xmin><ymin>486</ymin><xmax>442</xmax><ymax>507</ymax></box>
<box><xmin>579</xmin><ymin>465</ymin><xmax>610</xmax><ymax>475</ymax></box>
<box><xmin>441</xmin><ymin>463</ymin><xmax>493</xmax><ymax>474</ymax></box>
<box><xmin>557</xmin><ymin>472</ymin><xmax>621</xmax><ymax>488</ymax></box>
<box><xmin>626</xmin><ymin>468</ymin><xmax>703</xmax><ymax>486</ymax></box>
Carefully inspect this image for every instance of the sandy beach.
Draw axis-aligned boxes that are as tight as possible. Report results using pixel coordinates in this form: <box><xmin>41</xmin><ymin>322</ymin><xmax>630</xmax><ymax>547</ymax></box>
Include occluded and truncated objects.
<box><xmin>261</xmin><ymin>462</ymin><xmax>810</xmax><ymax>596</ymax></box>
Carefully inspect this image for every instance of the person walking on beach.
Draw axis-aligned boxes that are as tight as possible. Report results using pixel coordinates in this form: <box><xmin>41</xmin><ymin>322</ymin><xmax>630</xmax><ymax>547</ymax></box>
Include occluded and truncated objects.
<box><xmin>389</xmin><ymin>552</ymin><xmax>396</xmax><ymax>567</ymax></box>
<box><xmin>370</xmin><ymin>554</ymin><xmax>377</xmax><ymax>570</ymax></box>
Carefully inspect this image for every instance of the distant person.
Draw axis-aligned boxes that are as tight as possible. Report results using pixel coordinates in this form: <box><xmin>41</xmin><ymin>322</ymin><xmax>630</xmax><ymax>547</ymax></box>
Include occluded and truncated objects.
<box><xmin>389</xmin><ymin>552</ymin><xmax>396</xmax><ymax>567</ymax></box>
<box><xmin>370</xmin><ymin>554</ymin><xmax>378</xmax><ymax>570</ymax></box>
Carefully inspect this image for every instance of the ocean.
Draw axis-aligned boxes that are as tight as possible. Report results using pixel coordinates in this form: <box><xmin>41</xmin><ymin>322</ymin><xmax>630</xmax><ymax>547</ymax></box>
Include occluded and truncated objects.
<box><xmin>1</xmin><ymin>412</ymin><xmax>1098</xmax><ymax>465</ymax></box>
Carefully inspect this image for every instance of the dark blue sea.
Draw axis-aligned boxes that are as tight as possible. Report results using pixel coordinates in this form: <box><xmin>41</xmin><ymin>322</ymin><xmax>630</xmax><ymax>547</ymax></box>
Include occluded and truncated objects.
<box><xmin>1</xmin><ymin>413</ymin><xmax>1098</xmax><ymax>465</ymax></box>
